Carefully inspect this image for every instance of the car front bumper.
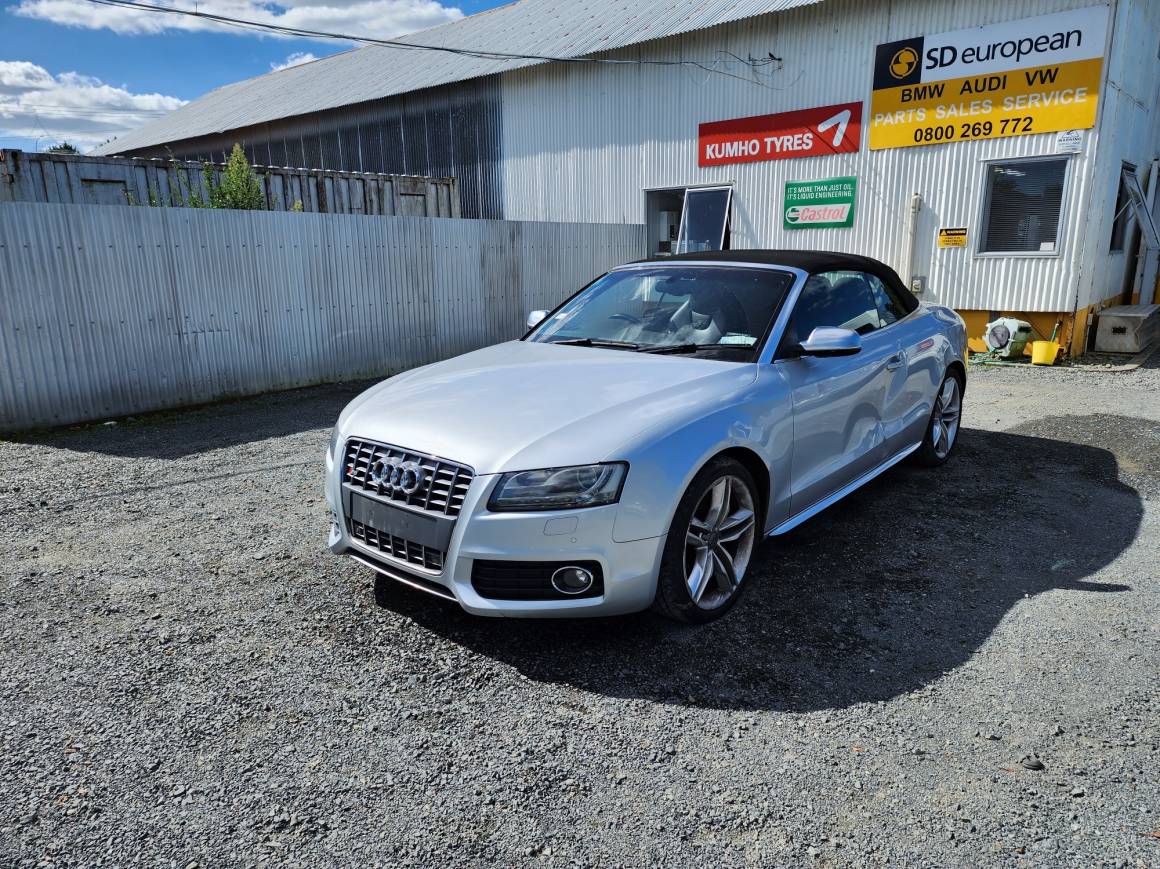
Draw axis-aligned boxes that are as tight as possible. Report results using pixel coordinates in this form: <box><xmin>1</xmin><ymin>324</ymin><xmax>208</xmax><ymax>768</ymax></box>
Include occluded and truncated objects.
<box><xmin>324</xmin><ymin>447</ymin><xmax>665</xmax><ymax>617</ymax></box>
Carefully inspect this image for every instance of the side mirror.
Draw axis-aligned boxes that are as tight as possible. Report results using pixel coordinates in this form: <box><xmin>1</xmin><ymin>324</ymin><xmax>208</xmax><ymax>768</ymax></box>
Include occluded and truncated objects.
<box><xmin>526</xmin><ymin>309</ymin><xmax>549</xmax><ymax>330</ymax></box>
<box><xmin>797</xmin><ymin>327</ymin><xmax>862</xmax><ymax>357</ymax></box>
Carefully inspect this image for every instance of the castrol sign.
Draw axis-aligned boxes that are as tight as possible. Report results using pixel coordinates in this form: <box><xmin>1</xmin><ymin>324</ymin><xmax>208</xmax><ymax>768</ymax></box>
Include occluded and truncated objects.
<box><xmin>698</xmin><ymin>102</ymin><xmax>863</xmax><ymax>167</ymax></box>
<box><xmin>783</xmin><ymin>177</ymin><xmax>857</xmax><ymax>230</ymax></box>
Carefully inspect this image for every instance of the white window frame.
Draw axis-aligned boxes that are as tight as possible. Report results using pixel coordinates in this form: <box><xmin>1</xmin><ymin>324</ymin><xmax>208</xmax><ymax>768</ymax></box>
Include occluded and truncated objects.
<box><xmin>1109</xmin><ymin>162</ymin><xmax>1137</xmax><ymax>254</ymax></box>
<box><xmin>974</xmin><ymin>155</ymin><xmax>1072</xmax><ymax>259</ymax></box>
<box><xmin>1124</xmin><ymin>167</ymin><xmax>1160</xmax><ymax>252</ymax></box>
<box><xmin>675</xmin><ymin>185</ymin><xmax>733</xmax><ymax>254</ymax></box>
<box><xmin>642</xmin><ymin>183</ymin><xmax>734</xmax><ymax>253</ymax></box>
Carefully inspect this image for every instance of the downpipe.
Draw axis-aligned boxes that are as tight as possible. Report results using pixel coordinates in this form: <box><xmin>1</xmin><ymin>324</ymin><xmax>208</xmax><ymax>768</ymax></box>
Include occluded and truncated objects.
<box><xmin>900</xmin><ymin>192</ymin><xmax>923</xmax><ymax>295</ymax></box>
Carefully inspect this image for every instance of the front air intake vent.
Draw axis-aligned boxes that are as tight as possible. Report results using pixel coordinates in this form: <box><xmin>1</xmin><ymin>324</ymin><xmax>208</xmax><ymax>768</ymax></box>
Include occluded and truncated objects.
<box><xmin>471</xmin><ymin>560</ymin><xmax>604</xmax><ymax>601</ymax></box>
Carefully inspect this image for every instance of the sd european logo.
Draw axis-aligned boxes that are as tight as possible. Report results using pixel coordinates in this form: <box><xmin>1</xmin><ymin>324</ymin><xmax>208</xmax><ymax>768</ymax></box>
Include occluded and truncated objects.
<box><xmin>873</xmin><ymin>36</ymin><xmax>924</xmax><ymax>89</ymax></box>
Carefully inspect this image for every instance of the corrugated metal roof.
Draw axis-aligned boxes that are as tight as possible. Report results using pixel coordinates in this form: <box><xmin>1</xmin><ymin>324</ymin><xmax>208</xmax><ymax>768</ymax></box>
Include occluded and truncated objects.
<box><xmin>93</xmin><ymin>0</ymin><xmax>823</xmax><ymax>154</ymax></box>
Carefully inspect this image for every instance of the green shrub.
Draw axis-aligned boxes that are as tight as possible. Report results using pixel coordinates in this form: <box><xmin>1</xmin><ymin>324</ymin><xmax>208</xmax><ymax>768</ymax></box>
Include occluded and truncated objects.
<box><xmin>130</xmin><ymin>144</ymin><xmax>273</xmax><ymax>211</ymax></box>
<box><xmin>208</xmin><ymin>144</ymin><xmax>266</xmax><ymax>210</ymax></box>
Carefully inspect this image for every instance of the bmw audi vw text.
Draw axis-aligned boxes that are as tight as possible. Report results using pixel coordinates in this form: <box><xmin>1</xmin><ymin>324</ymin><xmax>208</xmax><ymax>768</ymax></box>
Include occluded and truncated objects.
<box><xmin>325</xmin><ymin>251</ymin><xmax>967</xmax><ymax>622</ymax></box>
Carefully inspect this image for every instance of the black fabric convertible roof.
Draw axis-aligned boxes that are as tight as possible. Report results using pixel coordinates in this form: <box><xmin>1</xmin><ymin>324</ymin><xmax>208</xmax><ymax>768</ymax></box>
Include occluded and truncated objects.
<box><xmin>642</xmin><ymin>249</ymin><xmax>903</xmax><ymax>281</ymax></box>
<box><xmin>633</xmin><ymin>249</ymin><xmax>919</xmax><ymax>316</ymax></box>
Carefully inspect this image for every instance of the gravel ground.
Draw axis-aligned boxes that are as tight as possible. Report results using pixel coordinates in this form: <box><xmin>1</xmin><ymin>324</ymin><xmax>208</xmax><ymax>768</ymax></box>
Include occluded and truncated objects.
<box><xmin>1</xmin><ymin>358</ymin><xmax>1158</xmax><ymax>867</ymax></box>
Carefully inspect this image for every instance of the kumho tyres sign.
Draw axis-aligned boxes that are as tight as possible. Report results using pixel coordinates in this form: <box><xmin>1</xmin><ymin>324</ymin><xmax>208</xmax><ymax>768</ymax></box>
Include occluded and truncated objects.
<box><xmin>783</xmin><ymin>177</ymin><xmax>857</xmax><ymax>230</ymax></box>
<box><xmin>698</xmin><ymin>102</ymin><xmax>862</xmax><ymax>167</ymax></box>
<box><xmin>869</xmin><ymin>5</ymin><xmax>1109</xmax><ymax>150</ymax></box>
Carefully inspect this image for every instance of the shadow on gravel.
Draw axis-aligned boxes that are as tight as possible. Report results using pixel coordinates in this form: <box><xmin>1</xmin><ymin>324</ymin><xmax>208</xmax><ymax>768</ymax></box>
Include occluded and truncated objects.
<box><xmin>379</xmin><ymin>417</ymin><xmax>1147</xmax><ymax>713</ymax></box>
<box><xmin>3</xmin><ymin>381</ymin><xmax>373</xmax><ymax>459</ymax></box>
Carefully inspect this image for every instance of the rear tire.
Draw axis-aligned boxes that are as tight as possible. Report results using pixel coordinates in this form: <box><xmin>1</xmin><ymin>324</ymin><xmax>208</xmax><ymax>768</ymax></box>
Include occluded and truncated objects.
<box><xmin>652</xmin><ymin>457</ymin><xmax>760</xmax><ymax>624</ymax></box>
<box><xmin>913</xmin><ymin>369</ymin><xmax>964</xmax><ymax>467</ymax></box>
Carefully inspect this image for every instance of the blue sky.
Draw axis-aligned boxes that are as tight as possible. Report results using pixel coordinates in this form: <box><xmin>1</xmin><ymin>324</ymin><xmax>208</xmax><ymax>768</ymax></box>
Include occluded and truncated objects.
<box><xmin>0</xmin><ymin>0</ymin><xmax>508</xmax><ymax>152</ymax></box>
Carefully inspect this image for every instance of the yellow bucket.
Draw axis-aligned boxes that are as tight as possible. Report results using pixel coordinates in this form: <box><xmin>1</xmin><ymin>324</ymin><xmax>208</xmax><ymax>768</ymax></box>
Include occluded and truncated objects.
<box><xmin>1031</xmin><ymin>340</ymin><xmax>1060</xmax><ymax>366</ymax></box>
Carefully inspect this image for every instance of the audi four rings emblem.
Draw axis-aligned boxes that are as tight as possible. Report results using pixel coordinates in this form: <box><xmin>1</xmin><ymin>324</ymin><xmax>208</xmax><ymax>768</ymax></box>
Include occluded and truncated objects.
<box><xmin>370</xmin><ymin>459</ymin><xmax>426</xmax><ymax>495</ymax></box>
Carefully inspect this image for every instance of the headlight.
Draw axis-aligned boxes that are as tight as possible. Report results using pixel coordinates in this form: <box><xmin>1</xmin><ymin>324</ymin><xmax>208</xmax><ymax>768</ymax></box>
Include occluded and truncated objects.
<box><xmin>328</xmin><ymin>426</ymin><xmax>343</xmax><ymax>460</ymax></box>
<box><xmin>487</xmin><ymin>463</ymin><xmax>627</xmax><ymax>511</ymax></box>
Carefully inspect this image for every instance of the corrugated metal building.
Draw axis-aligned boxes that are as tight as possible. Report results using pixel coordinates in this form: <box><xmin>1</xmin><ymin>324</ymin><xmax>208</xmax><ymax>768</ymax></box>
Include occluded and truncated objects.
<box><xmin>95</xmin><ymin>0</ymin><xmax>1160</xmax><ymax>353</ymax></box>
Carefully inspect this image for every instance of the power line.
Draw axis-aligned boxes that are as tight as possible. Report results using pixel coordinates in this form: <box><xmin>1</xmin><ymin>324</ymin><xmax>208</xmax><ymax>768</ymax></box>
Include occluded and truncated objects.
<box><xmin>82</xmin><ymin>0</ymin><xmax>782</xmax><ymax>74</ymax></box>
<box><xmin>0</xmin><ymin>2</ymin><xmax>786</xmax><ymax>140</ymax></box>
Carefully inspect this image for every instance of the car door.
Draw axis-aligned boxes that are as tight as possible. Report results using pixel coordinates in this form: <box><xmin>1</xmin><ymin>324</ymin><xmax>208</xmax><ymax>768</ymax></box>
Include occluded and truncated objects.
<box><xmin>776</xmin><ymin>272</ymin><xmax>896</xmax><ymax>516</ymax></box>
<box><xmin>866</xmin><ymin>273</ymin><xmax>940</xmax><ymax>455</ymax></box>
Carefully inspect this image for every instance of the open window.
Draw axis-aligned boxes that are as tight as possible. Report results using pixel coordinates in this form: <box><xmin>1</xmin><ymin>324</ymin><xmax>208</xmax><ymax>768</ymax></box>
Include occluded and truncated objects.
<box><xmin>676</xmin><ymin>186</ymin><xmax>732</xmax><ymax>254</ymax></box>
<box><xmin>1110</xmin><ymin>164</ymin><xmax>1135</xmax><ymax>252</ymax></box>
<box><xmin>1122</xmin><ymin>166</ymin><xmax>1160</xmax><ymax>252</ymax></box>
<box><xmin>645</xmin><ymin>186</ymin><xmax>732</xmax><ymax>256</ymax></box>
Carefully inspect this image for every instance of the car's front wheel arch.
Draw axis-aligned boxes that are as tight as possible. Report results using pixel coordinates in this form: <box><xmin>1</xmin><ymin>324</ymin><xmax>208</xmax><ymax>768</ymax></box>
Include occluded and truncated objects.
<box><xmin>714</xmin><ymin>446</ymin><xmax>770</xmax><ymax>535</ymax></box>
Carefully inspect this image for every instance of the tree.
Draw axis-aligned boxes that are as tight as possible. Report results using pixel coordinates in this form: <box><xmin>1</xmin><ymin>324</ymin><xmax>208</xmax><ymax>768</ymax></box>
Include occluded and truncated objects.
<box><xmin>208</xmin><ymin>143</ymin><xmax>265</xmax><ymax>210</ymax></box>
<box><xmin>45</xmin><ymin>142</ymin><xmax>80</xmax><ymax>154</ymax></box>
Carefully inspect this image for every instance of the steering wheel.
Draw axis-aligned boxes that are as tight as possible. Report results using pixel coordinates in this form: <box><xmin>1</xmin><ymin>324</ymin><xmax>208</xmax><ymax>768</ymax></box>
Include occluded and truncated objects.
<box><xmin>608</xmin><ymin>313</ymin><xmax>642</xmax><ymax>325</ymax></box>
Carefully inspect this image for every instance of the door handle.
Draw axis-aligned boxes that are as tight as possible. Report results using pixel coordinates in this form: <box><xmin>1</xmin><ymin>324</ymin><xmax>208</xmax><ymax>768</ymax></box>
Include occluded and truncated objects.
<box><xmin>885</xmin><ymin>354</ymin><xmax>904</xmax><ymax>371</ymax></box>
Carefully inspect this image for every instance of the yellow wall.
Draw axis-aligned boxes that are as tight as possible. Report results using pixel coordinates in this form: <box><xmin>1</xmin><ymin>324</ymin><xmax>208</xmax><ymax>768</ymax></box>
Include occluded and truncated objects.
<box><xmin>958</xmin><ymin>287</ymin><xmax>1132</xmax><ymax>357</ymax></box>
<box><xmin>961</xmin><ymin>310</ymin><xmax>1071</xmax><ymax>356</ymax></box>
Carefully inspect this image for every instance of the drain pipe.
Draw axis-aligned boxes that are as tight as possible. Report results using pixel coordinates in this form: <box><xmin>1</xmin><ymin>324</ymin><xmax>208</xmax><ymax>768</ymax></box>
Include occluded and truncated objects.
<box><xmin>900</xmin><ymin>192</ymin><xmax>923</xmax><ymax>295</ymax></box>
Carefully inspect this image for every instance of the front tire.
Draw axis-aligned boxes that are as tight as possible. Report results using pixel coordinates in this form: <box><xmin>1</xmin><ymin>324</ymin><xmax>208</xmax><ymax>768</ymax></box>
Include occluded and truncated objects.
<box><xmin>913</xmin><ymin>369</ymin><xmax>963</xmax><ymax>467</ymax></box>
<box><xmin>653</xmin><ymin>457</ymin><xmax>760</xmax><ymax>624</ymax></box>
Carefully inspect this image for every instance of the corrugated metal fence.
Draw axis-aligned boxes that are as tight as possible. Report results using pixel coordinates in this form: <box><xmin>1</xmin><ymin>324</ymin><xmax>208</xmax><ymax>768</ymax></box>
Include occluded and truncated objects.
<box><xmin>0</xmin><ymin>150</ymin><xmax>459</xmax><ymax>217</ymax></box>
<box><xmin>0</xmin><ymin>202</ymin><xmax>644</xmax><ymax>430</ymax></box>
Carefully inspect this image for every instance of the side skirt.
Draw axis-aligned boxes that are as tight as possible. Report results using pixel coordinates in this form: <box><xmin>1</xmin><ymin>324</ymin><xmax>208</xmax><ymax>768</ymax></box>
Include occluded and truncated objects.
<box><xmin>767</xmin><ymin>442</ymin><xmax>922</xmax><ymax>538</ymax></box>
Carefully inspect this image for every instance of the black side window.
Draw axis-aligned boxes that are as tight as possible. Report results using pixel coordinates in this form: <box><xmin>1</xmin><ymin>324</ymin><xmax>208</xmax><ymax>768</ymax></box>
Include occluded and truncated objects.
<box><xmin>867</xmin><ymin>274</ymin><xmax>908</xmax><ymax>326</ymax></box>
<box><xmin>784</xmin><ymin>271</ymin><xmax>881</xmax><ymax>348</ymax></box>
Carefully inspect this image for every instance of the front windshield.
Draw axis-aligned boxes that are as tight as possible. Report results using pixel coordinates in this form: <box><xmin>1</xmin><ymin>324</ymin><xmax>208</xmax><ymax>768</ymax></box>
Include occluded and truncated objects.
<box><xmin>526</xmin><ymin>265</ymin><xmax>796</xmax><ymax>361</ymax></box>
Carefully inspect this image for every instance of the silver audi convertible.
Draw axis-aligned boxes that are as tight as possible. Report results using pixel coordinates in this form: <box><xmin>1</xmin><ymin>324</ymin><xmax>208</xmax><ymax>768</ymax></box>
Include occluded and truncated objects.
<box><xmin>325</xmin><ymin>251</ymin><xmax>967</xmax><ymax>622</ymax></box>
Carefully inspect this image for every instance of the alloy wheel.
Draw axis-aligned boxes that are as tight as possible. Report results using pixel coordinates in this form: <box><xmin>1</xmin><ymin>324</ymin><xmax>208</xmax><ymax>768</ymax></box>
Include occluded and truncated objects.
<box><xmin>683</xmin><ymin>475</ymin><xmax>756</xmax><ymax>609</ymax></box>
<box><xmin>930</xmin><ymin>377</ymin><xmax>962</xmax><ymax>459</ymax></box>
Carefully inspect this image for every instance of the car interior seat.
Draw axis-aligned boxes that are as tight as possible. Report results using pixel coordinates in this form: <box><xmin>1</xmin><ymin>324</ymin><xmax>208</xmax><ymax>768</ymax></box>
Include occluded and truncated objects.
<box><xmin>666</xmin><ymin>287</ymin><xmax>749</xmax><ymax>345</ymax></box>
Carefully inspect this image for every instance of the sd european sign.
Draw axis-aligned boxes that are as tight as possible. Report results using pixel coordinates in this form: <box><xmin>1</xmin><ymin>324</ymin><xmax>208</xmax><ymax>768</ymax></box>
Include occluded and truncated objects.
<box><xmin>783</xmin><ymin>177</ymin><xmax>857</xmax><ymax>230</ymax></box>
<box><xmin>869</xmin><ymin>5</ymin><xmax>1108</xmax><ymax>150</ymax></box>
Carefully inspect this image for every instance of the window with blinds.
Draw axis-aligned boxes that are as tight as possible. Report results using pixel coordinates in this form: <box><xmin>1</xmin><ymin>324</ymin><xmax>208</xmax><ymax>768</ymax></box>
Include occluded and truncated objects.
<box><xmin>979</xmin><ymin>158</ymin><xmax>1069</xmax><ymax>254</ymax></box>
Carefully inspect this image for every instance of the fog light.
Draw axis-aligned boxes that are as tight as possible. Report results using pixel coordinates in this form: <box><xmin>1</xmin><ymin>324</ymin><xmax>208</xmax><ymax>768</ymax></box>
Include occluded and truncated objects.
<box><xmin>551</xmin><ymin>565</ymin><xmax>594</xmax><ymax>595</ymax></box>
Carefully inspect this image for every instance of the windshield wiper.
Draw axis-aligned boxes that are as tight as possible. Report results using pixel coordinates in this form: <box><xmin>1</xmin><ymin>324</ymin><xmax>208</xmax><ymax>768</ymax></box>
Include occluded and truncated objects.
<box><xmin>638</xmin><ymin>343</ymin><xmax>702</xmax><ymax>355</ymax></box>
<box><xmin>551</xmin><ymin>337</ymin><xmax>640</xmax><ymax>350</ymax></box>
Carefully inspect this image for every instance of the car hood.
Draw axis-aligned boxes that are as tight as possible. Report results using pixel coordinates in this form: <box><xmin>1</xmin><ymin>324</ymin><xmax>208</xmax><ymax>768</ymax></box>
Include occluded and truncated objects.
<box><xmin>340</xmin><ymin>340</ymin><xmax>757</xmax><ymax>474</ymax></box>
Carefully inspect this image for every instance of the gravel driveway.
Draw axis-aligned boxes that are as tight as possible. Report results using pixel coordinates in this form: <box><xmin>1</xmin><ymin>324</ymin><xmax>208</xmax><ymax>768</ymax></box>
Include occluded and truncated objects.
<box><xmin>1</xmin><ymin>360</ymin><xmax>1158</xmax><ymax>867</ymax></box>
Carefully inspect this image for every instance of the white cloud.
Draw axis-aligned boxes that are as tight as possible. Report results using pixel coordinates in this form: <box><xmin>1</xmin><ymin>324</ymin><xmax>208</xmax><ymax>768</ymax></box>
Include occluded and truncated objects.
<box><xmin>12</xmin><ymin>0</ymin><xmax>464</xmax><ymax>41</ymax></box>
<box><xmin>0</xmin><ymin>60</ymin><xmax>185</xmax><ymax>150</ymax></box>
<box><xmin>271</xmin><ymin>51</ymin><xmax>318</xmax><ymax>70</ymax></box>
